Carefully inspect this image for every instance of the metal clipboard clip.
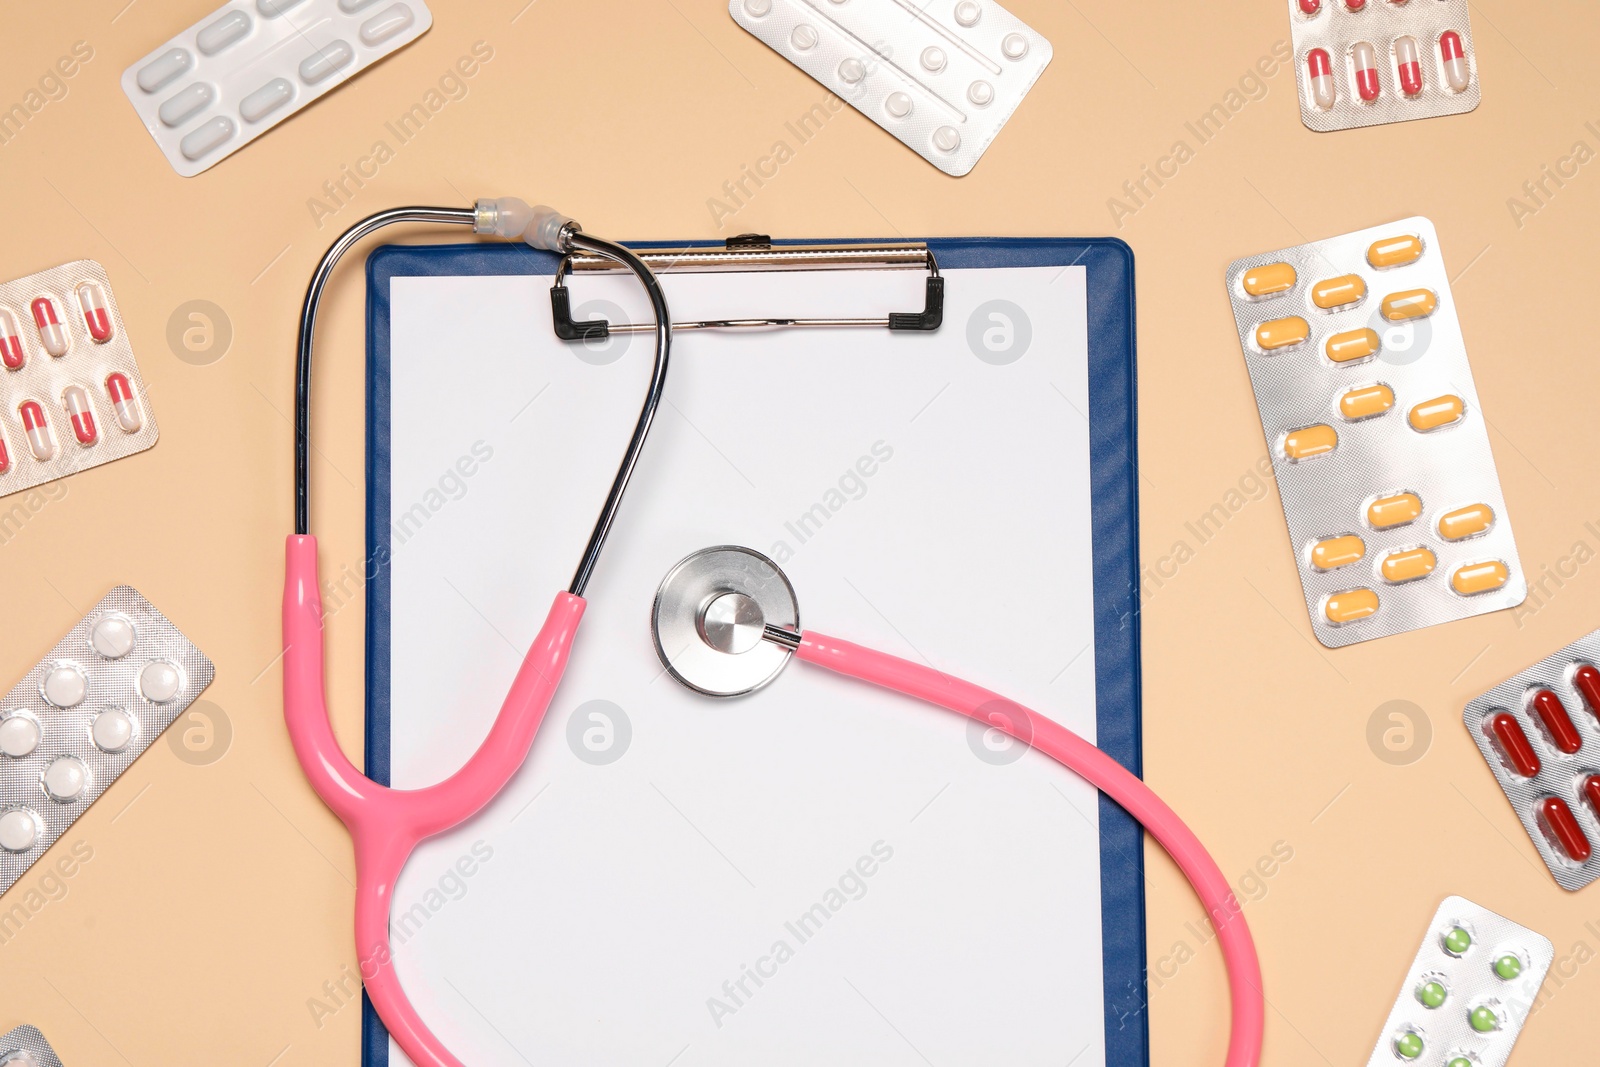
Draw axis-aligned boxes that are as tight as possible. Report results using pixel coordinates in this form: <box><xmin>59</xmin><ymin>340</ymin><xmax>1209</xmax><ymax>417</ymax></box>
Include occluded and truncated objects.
<box><xmin>549</xmin><ymin>233</ymin><xmax>944</xmax><ymax>340</ymax></box>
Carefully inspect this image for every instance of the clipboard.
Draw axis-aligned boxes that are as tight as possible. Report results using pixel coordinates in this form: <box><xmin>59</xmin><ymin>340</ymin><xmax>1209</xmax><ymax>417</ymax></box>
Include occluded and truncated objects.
<box><xmin>360</xmin><ymin>235</ymin><xmax>1143</xmax><ymax>1066</ymax></box>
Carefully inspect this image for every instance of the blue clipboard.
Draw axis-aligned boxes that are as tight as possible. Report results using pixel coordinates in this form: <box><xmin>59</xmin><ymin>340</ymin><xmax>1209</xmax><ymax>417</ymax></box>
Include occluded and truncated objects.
<box><xmin>361</xmin><ymin>237</ymin><xmax>1145</xmax><ymax>1066</ymax></box>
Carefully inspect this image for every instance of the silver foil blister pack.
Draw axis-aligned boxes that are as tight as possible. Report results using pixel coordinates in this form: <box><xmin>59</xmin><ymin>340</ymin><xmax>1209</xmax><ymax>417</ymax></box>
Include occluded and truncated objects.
<box><xmin>0</xmin><ymin>587</ymin><xmax>213</xmax><ymax>896</ymax></box>
<box><xmin>1464</xmin><ymin>626</ymin><xmax>1600</xmax><ymax>891</ymax></box>
<box><xmin>0</xmin><ymin>1026</ymin><xmax>66</xmax><ymax>1067</ymax></box>
<box><xmin>0</xmin><ymin>261</ymin><xmax>158</xmax><ymax>500</ymax></box>
<box><xmin>729</xmin><ymin>0</ymin><xmax>1051</xmax><ymax>177</ymax></box>
<box><xmin>1225</xmin><ymin>217</ymin><xmax>1524</xmax><ymax>648</ymax></box>
<box><xmin>1290</xmin><ymin>0</ymin><xmax>1479</xmax><ymax>132</ymax></box>
<box><xmin>1365</xmin><ymin>896</ymin><xmax>1551</xmax><ymax>1067</ymax></box>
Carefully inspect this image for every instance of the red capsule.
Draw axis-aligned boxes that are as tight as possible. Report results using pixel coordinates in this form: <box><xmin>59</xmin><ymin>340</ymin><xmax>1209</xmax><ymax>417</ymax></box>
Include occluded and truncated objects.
<box><xmin>30</xmin><ymin>297</ymin><xmax>67</xmax><ymax>357</ymax></box>
<box><xmin>0</xmin><ymin>434</ymin><xmax>9</xmax><ymax>474</ymax></box>
<box><xmin>1489</xmin><ymin>712</ymin><xmax>1541</xmax><ymax>778</ymax></box>
<box><xmin>1539</xmin><ymin>796</ymin><xmax>1592</xmax><ymax>862</ymax></box>
<box><xmin>18</xmin><ymin>400</ymin><xmax>53</xmax><ymax>461</ymax></box>
<box><xmin>62</xmin><ymin>385</ymin><xmax>96</xmax><ymax>446</ymax></box>
<box><xmin>105</xmin><ymin>372</ymin><xmax>142</xmax><ymax>432</ymax></box>
<box><xmin>1298</xmin><ymin>0</ymin><xmax>1320</xmax><ymax>12</ymax></box>
<box><xmin>76</xmin><ymin>283</ymin><xmax>112</xmax><ymax>343</ymax></box>
<box><xmin>1531</xmin><ymin>689</ymin><xmax>1582</xmax><ymax>754</ymax></box>
<box><xmin>1395</xmin><ymin>35</ymin><xmax>1423</xmax><ymax>96</ymax></box>
<box><xmin>0</xmin><ymin>309</ymin><xmax>23</xmax><ymax>370</ymax></box>
<box><xmin>1440</xmin><ymin>31</ymin><xmax>1470</xmax><ymax>92</ymax></box>
<box><xmin>1352</xmin><ymin>41</ymin><xmax>1381</xmax><ymax>101</ymax></box>
<box><xmin>1307</xmin><ymin>48</ymin><xmax>1336</xmax><ymax>109</ymax></box>
<box><xmin>1585</xmin><ymin>775</ymin><xmax>1600</xmax><ymax>819</ymax></box>
<box><xmin>1574</xmin><ymin>664</ymin><xmax>1600</xmax><ymax>722</ymax></box>
<box><xmin>1345</xmin><ymin>0</ymin><xmax>1365</xmax><ymax>7</ymax></box>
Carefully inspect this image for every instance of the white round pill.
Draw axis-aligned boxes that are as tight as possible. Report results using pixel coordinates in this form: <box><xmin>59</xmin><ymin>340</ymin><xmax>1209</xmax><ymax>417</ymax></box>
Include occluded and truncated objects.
<box><xmin>0</xmin><ymin>715</ymin><xmax>40</xmax><ymax>759</ymax></box>
<box><xmin>921</xmin><ymin>46</ymin><xmax>947</xmax><ymax>73</ymax></box>
<box><xmin>140</xmin><ymin>661</ymin><xmax>182</xmax><ymax>703</ymax></box>
<box><xmin>886</xmin><ymin>91</ymin><xmax>913</xmax><ymax>118</ymax></box>
<box><xmin>743</xmin><ymin>0</ymin><xmax>771</xmax><ymax>16</ymax></box>
<box><xmin>932</xmin><ymin>126</ymin><xmax>962</xmax><ymax>152</ymax></box>
<box><xmin>1002</xmin><ymin>33</ymin><xmax>1029</xmax><ymax>60</ymax></box>
<box><xmin>42</xmin><ymin>664</ymin><xmax>87</xmax><ymax>708</ymax></box>
<box><xmin>968</xmin><ymin>79</ymin><xmax>995</xmax><ymax>107</ymax></box>
<box><xmin>91</xmin><ymin>614</ymin><xmax>136</xmax><ymax>659</ymax></box>
<box><xmin>790</xmin><ymin>24</ymin><xmax>818</xmax><ymax>51</ymax></box>
<box><xmin>954</xmin><ymin>1</ymin><xmax>981</xmax><ymax>27</ymax></box>
<box><xmin>839</xmin><ymin>57</ymin><xmax>866</xmax><ymax>84</ymax></box>
<box><xmin>93</xmin><ymin>708</ymin><xmax>136</xmax><ymax>753</ymax></box>
<box><xmin>43</xmin><ymin>756</ymin><xmax>88</xmax><ymax>802</ymax></box>
<box><xmin>0</xmin><ymin>809</ymin><xmax>39</xmax><ymax>853</ymax></box>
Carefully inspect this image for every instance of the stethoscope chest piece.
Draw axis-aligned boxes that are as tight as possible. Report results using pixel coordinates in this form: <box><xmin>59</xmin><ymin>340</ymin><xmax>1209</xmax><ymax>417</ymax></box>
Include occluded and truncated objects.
<box><xmin>652</xmin><ymin>545</ymin><xmax>799</xmax><ymax>697</ymax></box>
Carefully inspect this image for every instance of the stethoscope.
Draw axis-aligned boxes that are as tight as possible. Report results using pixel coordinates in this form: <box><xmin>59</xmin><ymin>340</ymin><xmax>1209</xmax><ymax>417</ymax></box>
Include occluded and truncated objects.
<box><xmin>283</xmin><ymin>200</ymin><xmax>1264</xmax><ymax>1067</ymax></box>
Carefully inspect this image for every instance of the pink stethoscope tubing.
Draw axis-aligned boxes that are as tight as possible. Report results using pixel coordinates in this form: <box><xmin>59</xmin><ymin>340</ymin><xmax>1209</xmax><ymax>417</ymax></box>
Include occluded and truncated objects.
<box><xmin>794</xmin><ymin>631</ymin><xmax>1265</xmax><ymax>1067</ymax></box>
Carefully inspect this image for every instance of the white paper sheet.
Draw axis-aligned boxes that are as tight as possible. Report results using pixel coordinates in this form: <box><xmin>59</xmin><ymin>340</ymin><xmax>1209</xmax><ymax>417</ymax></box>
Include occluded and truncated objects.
<box><xmin>380</xmin><ymin>262</ymin><xmax>1105</xmax><ymax>1066</ymax></box>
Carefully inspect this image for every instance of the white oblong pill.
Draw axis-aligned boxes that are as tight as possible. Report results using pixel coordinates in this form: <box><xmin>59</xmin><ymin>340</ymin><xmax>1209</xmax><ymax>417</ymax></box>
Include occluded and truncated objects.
<box><xmin>0</xmin><ymin>809</ymin><xmax>39</xmax><ymax>853</ymax></box>
<box><xmin>240</xmin><ymin>78</ymin><xmax>295</xmax><ymax>122</ymax></box>
<box><xmin>91</xmin><ymin>614</ymin><xmax>136</xmax><ymax>659</ymax></box>
<box><xmin>0</xmin><ymin>715</ymin><xmax>40</xmax><ymax>758</ymax></box>
<box><xmin>340</xmin><ymin>0</ymin><xmax>386</xmax><ymax>10</ymax></box>
<box><xmin>1002</xmin><ymin>33</ymin><xmax>1029</xmax><ymax>60</ymax></box>
<box><xmin>257</xmin><ymin>0</ymin><xmax>308</xmax><ymax>15</ymax></box>
<box><xmin>136</xmin><ymin>48</ymin><xmax>193</xmax><ymax>93</ymax></box>
<box><xmin>197</xmin><ymin>11</ymin><xmax>253</xmax><ymax>55</ymax></box>
<box><xmin>360</xmin><ymin>4</ymin><xmax>415</xmax><ymax>46</ymax></box>
<box><xmin>180</xmin><ymin>116</ymin><xmax>235</xmax><ymax>161</ymax></box>
<box><xmin>42</xmin><ymin>664</ymin><xmax>86</xmax><ymax>708</ymax></box>
<box><xmin>158</xmin><ymin>83</ymin><xmax>215</xmax><ymax>127</ymax></box>
<box><xmin>43</xmin><ymin>756</ymin><xmax>88</xmax><ymax>802</ymax></box>
<box><xmin>92</xmin><ymin>709</ymin><xmax>136</xmax><ymax>753</ymax></box>
<box><xmin>932</xmin><ymin>126</ymin><xmax>961</xmax><ymax>152</ymax></box>
<box><xmin>300</xmin><ymin>41</ymin><xmax>355</xmax><ymax>84</ymax></box>
<box><xmin>886</xmin><ymin>91</ymin><xmax>913</xmax><ymax>118</ymax></box>
<box><xmin>140</xmin><ymin>661</ymin><xmax>182</xmax><ymax>703</ymax></box>
<box><xmin>954</xmin><ymin>1</ymin><xmax>981</xmax><ymax>27</ymax></box>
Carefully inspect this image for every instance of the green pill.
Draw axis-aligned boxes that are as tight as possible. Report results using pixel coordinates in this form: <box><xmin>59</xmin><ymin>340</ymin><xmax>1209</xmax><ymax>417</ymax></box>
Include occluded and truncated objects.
<box><xmin>1494</xmin><ymin>954</ymin><xmax>1522</xmax><ymax>980</ymax></box>
<box><xmin>1470</xmin><ymin>1005</ymin><xmax>1501</xmax><ymax>1033</ymax></box>
<box><xmin>1417</xmin><ymin>980</ymin><xmax>1447</xmax><ymax>1008</ymax></box>
<box><xmin>1443</xmin><ymin>926</ymin><xmax>1472</xmax><ymax>955</ymax></box>
<box><xmin>1394</xmin><ymin>1031</ymin><xmax>1424</xmax><ymax>1060</ymax></box>
<box><xmin>1447</xmin><ymin>1059</ymin><xmax>1473</xmax><ymax>1067</ymax></box>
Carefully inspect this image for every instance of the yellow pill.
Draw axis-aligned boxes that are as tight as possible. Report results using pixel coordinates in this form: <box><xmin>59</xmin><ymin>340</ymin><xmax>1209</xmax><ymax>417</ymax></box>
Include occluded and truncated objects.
<box><xmin>1325</xmin><ymin>588</ymin><xmax>1380</xmax><ymax>624</ymax></box>
<box><xmin>1368</xmin><ymin>234</ymin><xmax>1424</xmax><ymax>269</ymax></box>
<box><xmin>1438</xmin><ymin>503</ymin><xmax>1495</xmax><ymax>541</ymax></box>
<box><xmin>1256</xmin><ymin>316</ymin><xmax>1310</xmax><ymax>351</ymax></box>
<box><xmin>1311</xmin><ymin>535</ymin><xmax>1365</xmax><ymax>571</ymax></box>
<box><xmin>1382</xmin><ymin>289</ymin><xmax>1438</xmax><ymax>321</ymax></box>
<box><xmin>1368</xmin><ymin>492</ymin><xmax>1423</xmax><ymax>529</ymax></box>
<box><xmin>1381</xmin><ymin>546</ymin><xmax>1437</xmax><ymax>584</ymax></box>
<box><xmin>1453</xmin><ymin>560</ymin><xmax>1510</xmax><ymax>596</ymax></box>
<box><xmin>1327</xmin><ymin>328</ymin><xmax>1380</xmax><ymax>363</ymax></box>
<box><xmin>1312</xmin><ymin>274</ymin><xmax>1367</xmax><ymax>310</ymax></box>
<box><xmin>1243</xmin><ymin>262</ymin><xmax>1297</xmax><ymax>297</ymax></box>
<box><xmin>1408</xmin><ymin>394</ymin><xmax>1465</xmax><ymax>432</ymax></box>
<box><xmin>1340</xmin><ymin>384</ymin><xmax>1394</xmax><ymax>420</ymax></box>
<box><xmin>1283</xmin><ymin>424</ymin><xmax>1338</xmax><ymax>461</ymax></box>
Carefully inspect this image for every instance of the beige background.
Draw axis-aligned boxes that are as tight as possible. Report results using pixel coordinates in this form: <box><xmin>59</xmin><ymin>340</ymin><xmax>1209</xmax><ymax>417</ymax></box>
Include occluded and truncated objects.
<box><xmin>2</xmin><ymin>0</ymin><xmax>1599</xmax><ymax>1063</ymax></box>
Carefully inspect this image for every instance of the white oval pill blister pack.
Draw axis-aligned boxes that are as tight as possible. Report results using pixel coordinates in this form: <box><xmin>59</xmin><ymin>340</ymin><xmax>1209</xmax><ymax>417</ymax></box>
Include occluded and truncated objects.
<box><xmin>1365</xmin><ymin>896</ymin><xmax>1552</xmax><ymax>1067</ymax></box>
<box><xmin>1290</xmin><ymin>0</ymin><xmax>1479</xmax><ymax>133</ymax></box>
<box><xmin>1224</xmin><ymin>217</ymin><xmax>1525</xmax><ymax>648</ymax></box>
<box><xmin>0</xmin><ymin>260</ymin><xmax>158</xmax><ymax>501</ymax></box>
<box><xmin>0</xmin><ymin>587</ymin><xmax>213</xmax><ymax>897</ymax></box>
<box><xmin>1463</xmin><ymin>626</ymin><xmax>1600</xmax><ymax>891</ymax></box>
<box><xmin>0</xmin><ymin>1025</ymin><xmax>66</xmax><ymax>1067</ymax></box>
<box><xmin>121</xmin><ymin>0</ymin><xmax>434</xmax><ymax>177</ymax></box>
<box><xmin>729</xmin><ymin>0</ymin><xmax>1051</xmax><ymax>177</ymax></box>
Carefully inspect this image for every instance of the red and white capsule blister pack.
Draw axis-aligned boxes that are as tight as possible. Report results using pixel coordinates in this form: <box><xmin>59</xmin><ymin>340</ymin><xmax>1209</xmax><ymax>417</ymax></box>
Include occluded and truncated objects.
<box><xmin>1291</xmin><ymin>0</ymin><xmax>1479</xmax><ymax>132</ymax></box>
<box><xmin>0</xmin><ymin>261</ymin><xmax>158</xmax><ymax>500</ymax></box>
<box><xmin>1465</xmin><ymin>626</ymin><xmax>1600</xmax><ymax>891</ymax></box>
<box><xmin>0</xmin><ymin>587</ymin><xmax>213</xmax><ymax>898</ymax></box>
<box><xmin>1225</xmin><ymin>217</ymin><xmax>1524</xmax><ymax>648</ymax></box>
<box><xmin>0</xmin><ymin>1026</ymin><xmax>66</xmax><ymax>1067</ymax></box>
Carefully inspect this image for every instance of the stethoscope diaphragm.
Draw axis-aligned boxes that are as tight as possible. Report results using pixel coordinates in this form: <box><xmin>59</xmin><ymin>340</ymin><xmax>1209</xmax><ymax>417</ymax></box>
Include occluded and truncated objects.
<box><xmin>651</xmin><ymin>545</ymin><xmax>798</xmax><ymax>697</ymax></box>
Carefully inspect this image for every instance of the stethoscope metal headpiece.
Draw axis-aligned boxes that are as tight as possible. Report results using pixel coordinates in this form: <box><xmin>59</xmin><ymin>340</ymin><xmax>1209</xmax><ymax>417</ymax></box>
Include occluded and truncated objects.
<box><xmin>652</xmin><ymin>545</ymin><xmax>800</xmax><ymax>697</ymax></box>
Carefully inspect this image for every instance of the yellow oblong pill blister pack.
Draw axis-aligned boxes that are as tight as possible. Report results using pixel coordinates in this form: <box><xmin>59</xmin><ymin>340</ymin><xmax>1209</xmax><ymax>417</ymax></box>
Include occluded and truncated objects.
<box><xmin>1224</xmin><ymin>216</ymin><xmax>1524</xmax><ymax>647</ymax></box>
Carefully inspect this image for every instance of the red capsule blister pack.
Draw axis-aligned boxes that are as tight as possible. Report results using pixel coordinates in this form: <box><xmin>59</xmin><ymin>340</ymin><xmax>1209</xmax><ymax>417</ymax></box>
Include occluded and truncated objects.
<box><xmin>1465</xmin><ymin>626</ymin><xmax>1600</xmax><ymax>891</ymax></box>
<box><xmin>1290</xmin><ymin>0</ymin><xmax>1479</xmax><ymax>132</ymax></box>
<box><xmin>0</xmin><ymin>261</ymin><xmax>158</xmax><ymax>499</ymax></box>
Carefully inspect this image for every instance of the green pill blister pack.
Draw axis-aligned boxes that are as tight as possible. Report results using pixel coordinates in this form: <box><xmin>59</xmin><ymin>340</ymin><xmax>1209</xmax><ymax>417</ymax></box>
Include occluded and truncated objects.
<box><xmin>1366</xmin><ymin>896</ymin><xmax>1552</xmax><ymax>1067</ymax></box>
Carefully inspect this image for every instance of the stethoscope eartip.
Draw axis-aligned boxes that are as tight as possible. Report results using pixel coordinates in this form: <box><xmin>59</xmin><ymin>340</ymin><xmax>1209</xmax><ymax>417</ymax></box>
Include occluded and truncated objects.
<box><xmin>652</xmin><ymin>545</ymin><xmax>798</xmax><ymax>697</ymax></box>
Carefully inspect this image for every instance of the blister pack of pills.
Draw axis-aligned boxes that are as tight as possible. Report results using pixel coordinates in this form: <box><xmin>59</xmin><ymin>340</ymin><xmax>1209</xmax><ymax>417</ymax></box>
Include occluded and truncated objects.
<box><xmin>0</xmin><ymin>587</ymin><xmax>213</xmax><ymax>896</ymax></box>
<box><xmin>1290</xmin><ymin>0</ymin><xmax>1479</xmax><ymax>133</ymax></box>
<box><xmin>1464</xmin><ymin>627</ymin><xmax>1600</xmax><ymax>891</ymax></box>
<box><xmin>0</xmin><ymin>261</ymin><xmax>157</xmax><ymax>500</ymax></box>
<box><xmin>121</xmin><ymin>0</ymin><xmax>434</xmax><ymax>177</ymax></box>
<box><xmin>0</xmin><ymin>1026</ymin><xmax>66</xmax><ymax>1067</ymax></box>
<box><xmin>1365</xmin><ymin>896</ymin><xmax>1551</xmax><ymax>1067</ymax></box>
<box><xmin>729</xmin><ymin>0</ymin><xmax>1051</xmax><ymax>177</ymax></box>
<box><xmin>1224</xmin><ymin>217</ymin><xmax>1523</xmax><ymax>648</ymax></box>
